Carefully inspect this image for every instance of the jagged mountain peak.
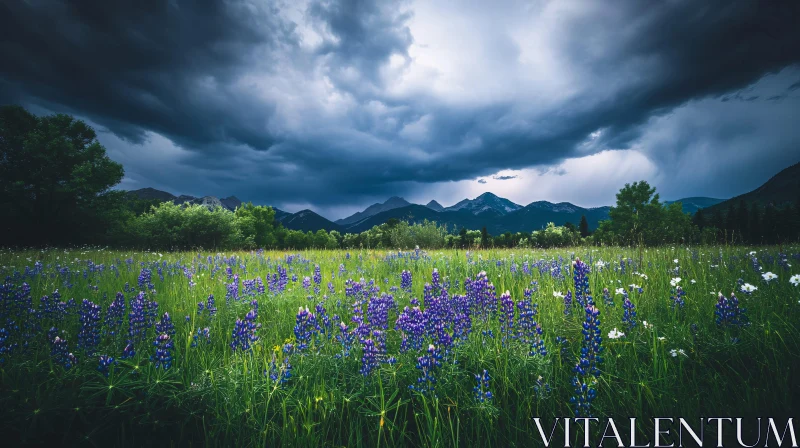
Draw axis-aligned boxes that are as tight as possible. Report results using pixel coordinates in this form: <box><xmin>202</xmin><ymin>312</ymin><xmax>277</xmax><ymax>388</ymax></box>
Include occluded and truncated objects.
<box><xmin>445</xmin><ymin>192</ymin><xmax>522</xmax><ymax>215</ymax></box>
<box><xmin>425</xmin><ymin>200</ymin><xmax>444</xmax><ymax>211</ymax></box>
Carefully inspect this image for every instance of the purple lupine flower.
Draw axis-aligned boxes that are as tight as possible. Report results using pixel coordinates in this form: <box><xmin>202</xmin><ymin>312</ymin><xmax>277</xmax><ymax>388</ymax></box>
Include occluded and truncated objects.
<box><xmin>522</xmin><ymin>261</ymin><xmax>531</xmax><ymax>276</ymax></box>
<box><xmin>230</xmin><ymin>304</ymin><xmax>261</xmax><ymax>353</ymax></box>
<box><xmin>671</xmin><ymin>286</ymin><xmax>686</xmax><ymax>310</ymax></box>
<box><xmin>294</xmin><ymin>306</ymin><xmax>317</xmax><ymax>351</ymax></box>
<box><xmin>360</xmin><ymin>338</ymin><xmax>380</xmax><ymax>376</ymax></box>
<box><xmin>313</xmin><ymin>265</ymin><xmax>322</xmax><ymax>285</ymax></box>
<box><xmin>518</xmin><ymin>298</ymin><xmax>546</xmax><ymax>356</ymax></box>
<box><xmin>155</xmin><ymin>312</ymin><xmax>175</xmax><ymax>338</ymax></box>
<box><xmin>256</xmin><ymin>277</ymin><xmax>265</xmax><ymax>295</ymax></box>
<box><xmin>278</xmin><ymin>266</ymin><xmax>288</xmax><ymax>291</ymax></box>
<box><xmin>409</xmin><ymin>344</ymin><xmax>443</xmax><ymax>396</ymax></box>
<box><xmin>335</xmin><ymin>321</ymin><xmax>356</xmax><ymax>358</ymax></box>
<box><xmin>571</xmin><ymin>304</ymin><xmax>603</xmax><ymax>418</ymax></box>
<box><xmin>0</xmin><ymin>327</ymin><xmax>15</xmax><ymax>364</ymax></box>
<box><xmin>152</xmin><ymin>333</ymin><xmax>173</xmax><ymax>370</ymax></box>
<box><xmin>97</xmin><ymin>355</ymin><xmax>116</xmax><ymax>377</ymax></box>
<box><xmin>302</xmin><ymin>276</ymin><xmax>311</xmax><ymax>290</ymax></box>
<box><xmin>242</xmin><ymin>278</ymin><xmax>257</xmax><ymax>297</ymax></box>
<box><xmin>314</xmin><ymin>303</ymin><xmax>331</xmax><ymax>337</ymax></box>
<box><xmin>77</xmin><ymin>299</ymin><xmax>102</xmax><ymax>355</ymax></box>
<box><xmin>226</xmin><ymin>275</ymin><xmax>240</xmax><ymax>303</ymax></box>
<box><xmin>121</xmin><ymin>341</ymin><xmax>135</xmax><ymax>359</ymax></box>
<box><xmin>498</xmin><ymin>291</ymin><xmax>515</xmax><ymax>345</ymax></box>
<box><xmin>715</xmin><ymin>292</ymin><xmax>748</xmax><ymax>328</ymax></box>
<box><xmin>573</xmin><ymin>258</ymin><xmax>592</xmax><ymax>307</ymax></box>
<box><xmin>622</xmin><ymin>292</ymin><xmax>637</xmax><ymax>331</ymax></box>
<box><xmin>563</xmin><ymin>291</ymin><xmax>573</xmax><ymax>316</ymax></box>
<box><xmin>51</xmin><ymin>336</ymin><xmax>77</xmax><ymax>370</ymax></box>
<box><xmin>431</xmin><ymin>269</ymin><xmax>442</xmax><ymax>296</ymax></box>
<box><xmin>104</xmin><ymin>292</ymin><xmax>126</xmax><ymax>336</ymax></box>
<box><xmin>401</xmin><ymin>270</ymin><xmax>413</xmax><ymax>293</ymax></box>
<box><xmin>602</xmin><ymin>288</ymin><xmax>614</xmax><ymax>307</ymax></box>
<box><xmin>191</xmin><ymin>327</ymin><xmax>211</xmax><ymax>347</ymax></box>
<box><xmin>465</xmin><ymin>271</ymin><xmax>497</xmax><ymax>321</ymax></box>
<box><xmin>267</xmin><ymin>353</ymin><xmax>292</xmax><ymax>384</ymax></box>
<box><xmin>473</xmin><ymin>369</ymin><xmax>493</xmax><ymax>403</ymax></box>
<box><xmin>367</xmin><ymin>293</ymin><xmax>395</xmax><ymax>331</ymax></box>
<box><xmin>138</xmin><ymin>268</ymin><xmax>153</xmax><ymax>291</ymax></box>
<box><xmin>396</xmin><ymin>306</ymin><xmax>426</xmax><ymax>352</ymax></box>
<box><xmin>206</xmin><ymin>294</ymin><xmax>217</xmax><ymax>317</ymax></box>
<box><xmin>373</xmin><ymin>329</ymin><xmax>395</xmax><ymax>365</ymax></box>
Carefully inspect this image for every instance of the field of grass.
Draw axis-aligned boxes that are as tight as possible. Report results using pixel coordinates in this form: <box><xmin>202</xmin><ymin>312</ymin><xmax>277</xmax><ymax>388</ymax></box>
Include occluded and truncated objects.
<box><xmin>0</xmin><ymin>246</ymin><xmax>799</xmax><ymax>446</ymax></box>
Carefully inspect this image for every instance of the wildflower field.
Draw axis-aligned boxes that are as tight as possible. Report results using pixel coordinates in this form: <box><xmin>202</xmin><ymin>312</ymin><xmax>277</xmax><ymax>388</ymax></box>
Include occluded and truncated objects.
<box><xmin>1</xmin><ymin>247</ymin><xmax>799</xmax><ymax>446</ymax></box>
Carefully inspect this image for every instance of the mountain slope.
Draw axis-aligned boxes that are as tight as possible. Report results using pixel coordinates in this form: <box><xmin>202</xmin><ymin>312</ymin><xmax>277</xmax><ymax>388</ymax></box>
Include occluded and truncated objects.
<box><xmin>279</xmin><ymin>210</ymin><xmax>345</xmax><ymax>233</ymax></box>
<box><xmin>336</xmin><ymin>196</ymin><xmax>411</xmax><ymax>225</ymax></box>
<box><xmin>665</xmin><ymin>197</ymin><xmax>725</xmax><ymax>214</ymax></box>
<box><xmin>706</xmin><ymin>162</ymin><xmax>800</xmax><ymax>213</ymax></box>
<box><xmin>444</xmin><ymin>192</ymin><xmax>522</xmax><ymax>215</ymax></box>
<box><xmin>495</xmin><ymin>203</ymin><xmax>610</xmax><ymax>233</ymax></box>
<box><xmin>344</xmin><ymin>201</ymin><xmax>611</xmax><ymax>234</ymax></box>
<box><xmin>344</xmin><ymin>205</ymin><xmax>486</xmax><ymax>233</ymax></box>
<box><xmin>128</xmin><ymin>188</ymin><xmax>176</xmax><ymax>202</ymax></box>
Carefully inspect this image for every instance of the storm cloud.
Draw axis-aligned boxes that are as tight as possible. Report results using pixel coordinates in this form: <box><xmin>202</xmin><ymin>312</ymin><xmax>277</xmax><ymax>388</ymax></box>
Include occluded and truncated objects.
<box><xmin>1</xmin><ymin>0</ymin><xmax>799</xmax><ymax>217</ymax></box>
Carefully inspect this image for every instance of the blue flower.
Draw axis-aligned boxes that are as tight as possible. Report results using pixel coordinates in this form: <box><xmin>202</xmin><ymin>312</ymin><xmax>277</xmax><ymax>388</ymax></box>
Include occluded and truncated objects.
<box><xmin>473</xmin><ymin>369</ymin><xmax>493</xmax><ymax>403</ymax></box>
<box><xmin>97</xmin><ymin>355</ymin><xmax>116</xmax><ymax>377</ymax></box>
<box><xmin>152</xmin><ymin>333</ymin><xmax>173</xmax><ymax>370</ymax></box>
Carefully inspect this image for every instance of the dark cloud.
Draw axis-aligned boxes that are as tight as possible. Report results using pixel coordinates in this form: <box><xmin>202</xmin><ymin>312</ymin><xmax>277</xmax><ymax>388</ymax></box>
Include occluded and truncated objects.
<box><xmin>477</xmin><ymin>179</ymin><xmax>487</xmax><ymax>184</ymax></box>
<box><xmin>1</xmin><ymin>0</ymin><xmax>799</xmax><ymax>217</ymax></box>
<box><xmin>0</xmin><ymin>0</ymin><xmax>294</xmax><ymax>148</ymax></box>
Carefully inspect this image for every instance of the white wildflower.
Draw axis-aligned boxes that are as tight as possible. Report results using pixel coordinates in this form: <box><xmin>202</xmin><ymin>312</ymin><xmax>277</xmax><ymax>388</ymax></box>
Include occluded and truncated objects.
<box><xmin>762</xmin><ymin>272</ymin><xmax>777</xmax><ymax>282</ymax></box>
<box><xmin>741</xmin><ymin>283</ymin><xmax>757</xmax><ymax>294</ymax></box>
<box><xmin>608</xmin><ymin>328</ymin><xmax>625</xmax><ymax>339</ymax></box>
<box><xmin>790</xmin><ymin>274</ymin><xmax>800</xmax><ymax>287</ymax></box>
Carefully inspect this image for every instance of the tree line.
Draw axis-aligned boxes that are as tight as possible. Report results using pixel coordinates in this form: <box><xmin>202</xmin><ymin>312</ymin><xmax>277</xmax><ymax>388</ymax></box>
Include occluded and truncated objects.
<box><xmin>2</xmin><ymin>105</ymin><xmax>797</xmax><ymax>249</ymax></box>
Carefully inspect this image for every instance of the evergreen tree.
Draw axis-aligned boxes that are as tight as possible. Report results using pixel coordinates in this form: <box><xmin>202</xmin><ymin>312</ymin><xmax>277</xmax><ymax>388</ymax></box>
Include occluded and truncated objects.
<box><xmin>579</xmin><ymin>215</ymin><xmax>590</xmax><ymax>238</ymax></box>
<box><xmin>480</xmin><ymin>226</ymin><xmax>490</xmax><ymax>248</ymax></box>
<box><xmin>735</xmin><ymin>199</ymin><xmax>749</xmax><ymax>243</ymax></box>
<box><xmin>459</xmin><ymin>227</ymin><xmax>468</xmax><ymax>248</ymax></box>
<box><xmin>748</xmin><ymin>203</ymin><xmax>761</xmax><ymax>244</ymax></box>
<box><xmin>710</xmin><ymin>208</ymin><xmax>725</xmax><ymax>242</ymax></box>
<box><xmin>763</xmin><ymin>204</ymin><xmax>777</xmax><ymax>245</ymax></box>
<box><xmin>692</xmin><ymin>209</ymin><xmax>706</xmax><ymax>230</ymax></box>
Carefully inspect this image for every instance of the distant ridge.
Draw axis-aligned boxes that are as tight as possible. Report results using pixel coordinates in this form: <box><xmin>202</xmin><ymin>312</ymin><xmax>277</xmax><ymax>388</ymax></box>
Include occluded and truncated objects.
<box><xmin>126</xmin><ymin>188</ymin><xmax>344</xmax><ymax>232</ymax></box>
<box><xmin>125</xmin><ymin>180</ymin><xmax>753</xmax><ymax>234</ymax></box>
<box><xmin>335</xmin><ymin>196</ymin><xmax>411</xmax><ymax>225</ymax></box>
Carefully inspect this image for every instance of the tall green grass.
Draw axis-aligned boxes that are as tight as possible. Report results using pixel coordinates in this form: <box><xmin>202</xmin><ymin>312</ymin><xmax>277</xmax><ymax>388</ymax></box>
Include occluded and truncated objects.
<box><xmin>0</xmin><ymin>246</ymin><xmax>798</xmax><ymax>446</ymax></box>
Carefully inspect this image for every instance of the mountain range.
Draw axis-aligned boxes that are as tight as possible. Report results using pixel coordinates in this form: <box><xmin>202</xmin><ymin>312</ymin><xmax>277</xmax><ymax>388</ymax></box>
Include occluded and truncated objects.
<box><xmin>132</xmin><ymin>160</ymin><xmax>800</xmax><ymax>234</ymax></box>
<box><xmin>127</xmin><ymin>189</ymin><xmax>726</xmax><ymax>235</ymax></box>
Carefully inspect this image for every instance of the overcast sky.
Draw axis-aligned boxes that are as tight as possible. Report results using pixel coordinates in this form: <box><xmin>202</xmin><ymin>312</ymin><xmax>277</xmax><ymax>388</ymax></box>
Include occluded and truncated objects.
<box><xmin>2</xmin><ymin>0</ymin><xmax>800</xmax><ymax>219</ymax></box>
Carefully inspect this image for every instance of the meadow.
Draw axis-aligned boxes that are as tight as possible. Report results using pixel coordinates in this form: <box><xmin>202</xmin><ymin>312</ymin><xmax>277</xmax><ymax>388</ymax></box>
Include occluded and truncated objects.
<box><xmin>0</xmin><ymin>246</ymin><xmax>799</xmax><ymax>446</ymax></box>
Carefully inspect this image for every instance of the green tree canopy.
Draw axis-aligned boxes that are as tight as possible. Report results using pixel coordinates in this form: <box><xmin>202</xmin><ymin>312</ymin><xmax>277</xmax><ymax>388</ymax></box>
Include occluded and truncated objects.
<box><xmin>0</xmin><ymin>105</ymin><xmax>124</xmax><ymax>245</ymax></box>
